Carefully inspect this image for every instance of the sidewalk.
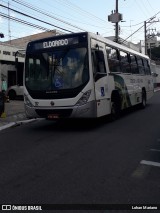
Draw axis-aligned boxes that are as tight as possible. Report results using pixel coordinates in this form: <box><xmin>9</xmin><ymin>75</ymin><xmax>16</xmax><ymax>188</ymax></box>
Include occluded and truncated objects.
<box><xmin>0</xmin><ymin>100</ymin><xmax>32</xmax><ymax>131</ymax></box>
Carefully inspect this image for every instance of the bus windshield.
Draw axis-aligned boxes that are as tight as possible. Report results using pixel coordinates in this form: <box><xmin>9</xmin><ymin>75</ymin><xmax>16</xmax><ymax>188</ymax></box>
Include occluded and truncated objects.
<box><xmin>25</xmin><ymin>47</ymin><xmax>89</xmax><ymax>91</ymax></box>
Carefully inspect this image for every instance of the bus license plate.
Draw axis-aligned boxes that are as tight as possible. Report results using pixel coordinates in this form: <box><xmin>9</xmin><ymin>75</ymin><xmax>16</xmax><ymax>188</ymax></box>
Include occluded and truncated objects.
<box><xmin>48</xmin><ymin>114</ymin><xmax>59</xmax><ymax>119</ymax></box>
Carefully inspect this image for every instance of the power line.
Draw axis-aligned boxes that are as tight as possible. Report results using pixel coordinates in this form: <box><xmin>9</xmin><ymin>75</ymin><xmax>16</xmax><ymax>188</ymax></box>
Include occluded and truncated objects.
<box><xmin>12</xmin><ymin>2</ymin><xmax>97</xmax><ymax>31</ymax></box>
<box><xmin>0</xmin><ymin>11</ymin><xmax>50</xmax><ymax>31</ymax></box>
<box><xmin>134</xmin><ymin>0</ymin><xmax>150</xmax><ymax>19</ymax></box>
<box><xmin>11</xmin><ymin>0</ymin><xmax>107</xmax><ymax>31</ymax></box>
<box><xmin>121</xmin><ymin>21</ymin><xmax>144</xmax><ymax>28</ymax></box>
<box><xmin>121</xmin><ymin>11</ymin><xmax>160</xmax><ymax>43</ymax></box>
<box><xmin>0</xmin><ymin>3</ymin><xmax>74</xmax><ymax>33</ymax></box>
<box><xmin>12</xmin><ymin>0</ymin><xmax>86</xmax><ymax>32</ymax></box>
<box><xmin>56</xmin><ymin>0</ymin><xmax>106</xmax><ymax>24</ymax></box>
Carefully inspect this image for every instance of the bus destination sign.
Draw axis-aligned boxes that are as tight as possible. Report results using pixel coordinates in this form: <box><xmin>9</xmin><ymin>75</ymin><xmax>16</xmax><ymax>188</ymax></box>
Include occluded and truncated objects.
<box><xmin>34</xmin><ymin>37</ymin><xmax>79</xmax><ymax>50</ymax></box>
<box><xmin>43</xmin><ymin>39</ymin><xmax>69</xmax><ymax>48</ymax></box>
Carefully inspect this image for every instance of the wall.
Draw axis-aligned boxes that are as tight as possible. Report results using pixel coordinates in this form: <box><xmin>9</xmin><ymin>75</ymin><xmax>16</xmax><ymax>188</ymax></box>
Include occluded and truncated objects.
<box><xmin>0</xmin><ymin>44</ymin><xmax>24</xmax><ymax>63</ymax></box>
<box><xmin>0</xmin><ymin>44</ymin><xmax>25</xmax><ymax>91</ymax></box>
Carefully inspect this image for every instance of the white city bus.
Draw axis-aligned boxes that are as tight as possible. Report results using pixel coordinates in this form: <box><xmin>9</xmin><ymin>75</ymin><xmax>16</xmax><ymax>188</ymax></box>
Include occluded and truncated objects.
<box><xmin>24</xmin><ymin>32</ymin><xmax>154</xmax><ymax>119</ymax></box>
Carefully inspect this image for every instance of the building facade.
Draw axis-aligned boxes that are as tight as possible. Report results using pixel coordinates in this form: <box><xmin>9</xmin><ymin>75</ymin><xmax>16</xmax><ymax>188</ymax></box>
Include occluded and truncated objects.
<box><xmin>0</xmin><ymin>30</ymin><xmax>61</xmax><ymax>92</ymax></box>
<box><xmin>147</xmin><ymin>37</ymin><xmax>160</xmax><ymax>49</ymax></box>
<box><xmin>0</xmin><ymin>43</ymin><xmax>24</xmax><ymax>92</ymax></box>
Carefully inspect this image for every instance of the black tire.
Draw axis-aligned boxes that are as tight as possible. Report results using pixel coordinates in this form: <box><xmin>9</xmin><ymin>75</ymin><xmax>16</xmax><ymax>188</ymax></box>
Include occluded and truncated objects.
<box><xmin>8</xmin><ymin>90</ymin><xmax>16</xmax><ymax>100</ymax></box>
<box><xmin>140</xmin><ymin>90</ymin><xmax>146</xmax><ymax>109</ymax></box>
<box><xmin>110</xmin><ymin>101</ymin><xmax>120</xmax><ymax>121</ymax></box>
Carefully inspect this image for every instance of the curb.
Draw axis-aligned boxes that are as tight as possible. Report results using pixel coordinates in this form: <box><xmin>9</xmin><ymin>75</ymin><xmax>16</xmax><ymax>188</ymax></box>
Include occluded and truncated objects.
<box><xmin>0</xmin><ymin>122</ymin><xmax>16</xmax><ymax>131</ymax></box>
<box><xmin>0</xmin><ymin>118</ymin><xmax>37</xmax><ymax>131</ymax></box>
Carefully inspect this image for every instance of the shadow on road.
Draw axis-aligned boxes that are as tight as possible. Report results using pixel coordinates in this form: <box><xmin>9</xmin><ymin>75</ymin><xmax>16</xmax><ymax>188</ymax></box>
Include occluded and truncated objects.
<box><xmin>29</xmin><ymin>104</ymin><xmax>151</xmax><ymax>133</ymax></box>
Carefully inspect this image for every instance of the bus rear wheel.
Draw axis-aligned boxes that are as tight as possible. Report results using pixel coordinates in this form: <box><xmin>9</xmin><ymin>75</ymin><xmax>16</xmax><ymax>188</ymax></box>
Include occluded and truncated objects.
<box><xmin>140</xmin><ymin>90</ymin><xmax>146</xmax><ymax>109</ymax></box>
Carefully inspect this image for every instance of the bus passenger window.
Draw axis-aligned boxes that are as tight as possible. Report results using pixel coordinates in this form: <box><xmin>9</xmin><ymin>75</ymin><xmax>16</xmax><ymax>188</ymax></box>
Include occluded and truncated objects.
<box><xmin>119</xmin><ymin>51</ymin><xmax>131</xmax><ymax>73</ymax></box>
<box><xmin>106</xmin><ymin>46</ymin><xmax>121</xmax><ymax>73</ymax></box>
<box><xmin>143</xmin><ymin>59</ymin><xmax>151</xmax><ymax>75</ymax></box>
<box><xmin>92</xmin><ymin>50</ymin><xmax>106</xmax><ymax>74</ymax></box>
<box><xmin>137</xmin><ymin>57</ymin><xmax>145</xmax><ymax>75</ymax></box>
<box><xmin>130</xmin><ymin>55</ymin><xmax>139</xmax><ymax>74</ymax></box>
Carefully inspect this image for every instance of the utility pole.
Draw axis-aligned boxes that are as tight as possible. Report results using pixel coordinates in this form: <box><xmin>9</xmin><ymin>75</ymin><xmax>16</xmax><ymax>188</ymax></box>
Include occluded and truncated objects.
<box><xmin>8</xmin><ymin>1</ymin><xmax>11</xmax><ymax>43</ymax></box>
<box><xmin>144</xmin><ymin>18</ymin><xmax>160</xmax><ymax>55</ymax></box>
<box><xmin>144</xmin><ymin>21</ymin><xmax>147</xmax><ymax>55</ymax></box>
<box><xmin>108</xmin><ymin>0</ymin><xmax>123</xmax><ymax>43</ymax></box>
<box><xmin>115</xmin><ymin>0</ymin><xmax>119</xmax><ymax>43</ymax></box>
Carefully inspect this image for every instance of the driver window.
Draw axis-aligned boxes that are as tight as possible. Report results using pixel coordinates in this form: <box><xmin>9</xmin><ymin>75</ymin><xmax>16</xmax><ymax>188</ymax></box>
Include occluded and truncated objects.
<box><xmin>91</xmin><ymin>50</ymin><xmax>106</xmax><ymax>74</ymax></box>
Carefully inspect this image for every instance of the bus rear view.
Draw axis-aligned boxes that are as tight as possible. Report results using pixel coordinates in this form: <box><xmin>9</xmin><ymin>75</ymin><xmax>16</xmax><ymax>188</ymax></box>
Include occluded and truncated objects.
<box><xmin>24</xmin><ymin>32</ymin><xmax>94</xmax><ymax>119</ymax></box>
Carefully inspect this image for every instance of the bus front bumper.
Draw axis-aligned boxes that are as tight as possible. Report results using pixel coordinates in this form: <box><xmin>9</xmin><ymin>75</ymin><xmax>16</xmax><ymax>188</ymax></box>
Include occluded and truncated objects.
<box><xmin>24</xmin><ymin>101</ymin><xmax>97</xmax><ymax>119</ymax></box>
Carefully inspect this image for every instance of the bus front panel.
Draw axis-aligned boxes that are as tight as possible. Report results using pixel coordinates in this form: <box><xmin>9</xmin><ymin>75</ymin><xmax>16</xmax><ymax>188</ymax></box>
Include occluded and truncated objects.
<box><xmin>24</xmin><ymin>33</ymin><xmax>97</xmax><ymax>119</ymax></box>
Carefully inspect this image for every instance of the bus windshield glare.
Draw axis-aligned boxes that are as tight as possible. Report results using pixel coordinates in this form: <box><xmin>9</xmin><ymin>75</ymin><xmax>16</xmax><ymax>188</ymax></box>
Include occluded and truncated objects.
<box><xmin>25</xmin><ymin>47</ymin><xmax>89</xmax><ymax>91</ymax></box>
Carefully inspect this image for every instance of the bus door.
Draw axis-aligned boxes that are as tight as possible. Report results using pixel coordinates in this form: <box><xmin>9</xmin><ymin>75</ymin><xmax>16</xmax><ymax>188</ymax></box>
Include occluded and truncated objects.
<box><xmin>91</xmin><ymin>43</ymin><xmax>109</xmax><ymax>117</ymax></box>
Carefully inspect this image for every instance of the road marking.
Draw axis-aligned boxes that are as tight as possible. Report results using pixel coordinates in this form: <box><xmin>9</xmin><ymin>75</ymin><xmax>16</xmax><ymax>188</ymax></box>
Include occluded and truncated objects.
<box><xmin>140</xmin><ymin>160</ymin><xmax>160</xmax><ymax>168</ymax></box>
<box><xmin>150</xmin><ymin>149</ymin><xmax>160</xmax><ymax>152</ymax></box>
<box><xmin>132</xmin><ymin>164</ymin><xmax>150</xmax><ymax>179</ymax></box>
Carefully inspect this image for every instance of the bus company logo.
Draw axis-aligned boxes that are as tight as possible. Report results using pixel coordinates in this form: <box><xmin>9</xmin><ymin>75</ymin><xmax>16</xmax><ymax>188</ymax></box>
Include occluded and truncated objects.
<box><xmin>43</xmin><ymin>39</ymin><xmax>68</xmax><ymax>48</ymax></box>
<box><xmin>50</xmin><ymin>101</ymin><xmax>55</xmax><ymax>106</ymax></box>
<box><xmin>2</xmin><ymin>205</ymin><xmax>11</xmax><ymax>211</ymax></box>
<box><xmin>35</xmin><ymin>102</ymin><xmax>39</xmax><ymax>106</ymax></box>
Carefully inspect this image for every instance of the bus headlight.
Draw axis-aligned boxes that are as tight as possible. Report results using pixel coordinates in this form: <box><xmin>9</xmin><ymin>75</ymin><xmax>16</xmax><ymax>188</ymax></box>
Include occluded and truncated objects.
<box><xmin>24</xmin><ymin>94</ymin><xmax>34</xmax><ymax>107</ymax></box>
<box><xmin>76</xmin><ymin>90</ymin><xmax>91</xmax><ymax>106</ymax></box>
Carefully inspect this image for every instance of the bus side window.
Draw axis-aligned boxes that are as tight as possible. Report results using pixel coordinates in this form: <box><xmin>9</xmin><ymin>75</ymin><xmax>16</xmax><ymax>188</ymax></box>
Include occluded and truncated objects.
<box><xmin>106</xmin><ymin>46</ymin><xmax>121</xmax><ymax>73</ymax></box>
<box><xmin>130</xmin><ymin>54</ymin><xmax>139</xmax><ymax>74</ymax></box>
<box><xmin>119</xmin><ymin>51</ymin><xmax>131</xmax><ymax>73</ymax></box>
<box><xmin>95</xmin><ymin>50</ymin><xmax>106</xmax><ymax>73</ymax></box>
<box><xmin>92</xmin><ymin>50</ymin><xmax>106</xmax><ymax>74</ymax></box>
<box><xmin>137</xmin><ymin>57</ymin><xmax>145</xmax><ymax>75</ymax></box>
<box><xmin>143</xmin><ymin>59</ymin><xmax>151</xmax><ymax>75</ymax></box>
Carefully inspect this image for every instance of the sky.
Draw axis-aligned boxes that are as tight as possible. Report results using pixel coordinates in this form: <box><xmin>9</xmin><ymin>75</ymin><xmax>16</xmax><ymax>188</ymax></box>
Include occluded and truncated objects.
<box><xmin>0</xmin><ymin>0</ymin><xmax>160</xmax><ymax>44</ymax></box>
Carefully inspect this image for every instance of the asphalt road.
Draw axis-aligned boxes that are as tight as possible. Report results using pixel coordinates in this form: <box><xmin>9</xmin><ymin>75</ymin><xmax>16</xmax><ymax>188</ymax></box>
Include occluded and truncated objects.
<box><xmin>1</xmin><ymin>92</ymin><xmax>160</xmax><ymax>212</ymax></box>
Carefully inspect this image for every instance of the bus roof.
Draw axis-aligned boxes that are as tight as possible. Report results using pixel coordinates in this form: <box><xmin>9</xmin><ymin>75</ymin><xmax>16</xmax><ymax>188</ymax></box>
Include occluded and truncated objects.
<box><xmin>27</xmin><ymin>31</ymin><xmax>149</xmax><ymax>60</ymax></box>
<box><xmin>88</xmin><ymin>32</ymin><xmax>149</xmax><ymax>60</ymax></box>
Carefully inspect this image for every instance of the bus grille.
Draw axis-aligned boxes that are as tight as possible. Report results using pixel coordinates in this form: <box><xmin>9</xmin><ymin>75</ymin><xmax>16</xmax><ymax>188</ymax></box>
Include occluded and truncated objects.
<box><xmin>35</xmin><ymin>109</ymin><xmax>73</xmax><ymax>118</ymax></box>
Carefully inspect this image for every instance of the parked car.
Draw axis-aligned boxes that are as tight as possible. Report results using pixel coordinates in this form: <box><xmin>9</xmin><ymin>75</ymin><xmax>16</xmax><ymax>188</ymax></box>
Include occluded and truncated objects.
<box><xmin>6</xmin><ymin>85</ymin><xmax>24</xmax><ymax>100</ymax></box>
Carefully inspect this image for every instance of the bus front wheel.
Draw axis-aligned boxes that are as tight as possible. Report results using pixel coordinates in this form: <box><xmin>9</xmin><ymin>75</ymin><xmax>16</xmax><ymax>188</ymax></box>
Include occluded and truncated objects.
<box><xmin>110</xmin><ymin>101</ymin><xmax>120</xmax><ymax>121</ymax></box>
